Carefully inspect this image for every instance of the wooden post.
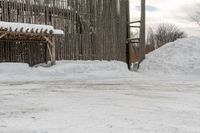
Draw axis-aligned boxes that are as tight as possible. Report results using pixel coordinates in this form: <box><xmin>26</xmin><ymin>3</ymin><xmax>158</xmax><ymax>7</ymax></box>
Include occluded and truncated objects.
<box><xmin>51</xmin><ymin>35</ymin><xmax>56</xmax><ymax>65</ymax></box>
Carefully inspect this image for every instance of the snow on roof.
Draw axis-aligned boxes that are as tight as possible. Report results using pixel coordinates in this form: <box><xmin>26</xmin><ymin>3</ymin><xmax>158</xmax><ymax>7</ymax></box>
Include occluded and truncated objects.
<box><xmin>0</xmin><ymin>21</ymin><xmax>64</xmax><ymax>35</ymax></box>
<box><xmin>53</xmin><ymin>29</ymin><xmax>64</xmax><ymax>35</ymax></box>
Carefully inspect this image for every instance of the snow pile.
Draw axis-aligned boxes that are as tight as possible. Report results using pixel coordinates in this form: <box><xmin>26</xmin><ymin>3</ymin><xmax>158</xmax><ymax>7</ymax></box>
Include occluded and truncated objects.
<box><xmin>139</xmin><ymin>37</ymin><xmax>200</xmax><ymax>76</ymax></box>
<box><xmin>0</xmin><ymin>61</ymin><xmax>132</xmax><ymax>82</ymax></box>
<box><xmin>0</xmin><ymin>21</ymin><xmax>64</xmax><ymax>35</ymax></box>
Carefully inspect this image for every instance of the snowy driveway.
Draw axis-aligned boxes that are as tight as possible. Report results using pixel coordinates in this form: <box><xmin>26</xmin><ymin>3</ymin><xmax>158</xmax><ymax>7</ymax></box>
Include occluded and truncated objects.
<box><xmin>1</xmin><ymin>77</ymin><xmax>200</xmax><ymax>133</ymax></box>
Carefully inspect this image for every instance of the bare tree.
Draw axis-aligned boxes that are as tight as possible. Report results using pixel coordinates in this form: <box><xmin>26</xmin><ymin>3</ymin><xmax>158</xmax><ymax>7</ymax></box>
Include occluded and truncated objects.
<box><xmin>146</xmin><ymin>23</ymin><xmax>186</xmax><ymax>49</ymax></box>
<box><xmin>192</xmin><ymin>1</ymin><xmax>200</xmax><ymax>26</ymax></box>
<box><xmin>146</xmin><ymin>27</ymin><xmax>156</xmax><ymax>48</ymax></box>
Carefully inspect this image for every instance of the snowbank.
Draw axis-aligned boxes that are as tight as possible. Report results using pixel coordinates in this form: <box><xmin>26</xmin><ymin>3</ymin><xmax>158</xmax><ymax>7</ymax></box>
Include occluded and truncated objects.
<box><xmin>139</xmin><ymin>37</ymin><xmax>200</xmax><ymax>76</ymax></box>
<box><xmin>1</xmin><ymin>36</ymin><xmax>200</xmax><ymax>82</ymax></box>
<box><xmin>0</xmin><ymin>61</ymin><xmax>133</xmax><ymax>82</ymax></box>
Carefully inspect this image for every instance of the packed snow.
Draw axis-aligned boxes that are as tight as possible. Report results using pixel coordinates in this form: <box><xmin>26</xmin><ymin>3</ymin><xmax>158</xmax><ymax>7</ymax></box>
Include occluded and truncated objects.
<box><xmin>0</xmin><ymin>61</ymin><xmax>137</xmax><ymax>82</ymax></box>
<box><xmin>0</xmin><ymin>37</ymin><xmax>200</xmax><ymax>133</ymax></box>
<box><xmin>139</xmin><ymin>37</ymin><xmax>200</xmax><ymax>76</ymax></box>
<box><xmin>0</xmin><ymin>21</ymin><xmax>64</xmax><ymax>35</ymax></box>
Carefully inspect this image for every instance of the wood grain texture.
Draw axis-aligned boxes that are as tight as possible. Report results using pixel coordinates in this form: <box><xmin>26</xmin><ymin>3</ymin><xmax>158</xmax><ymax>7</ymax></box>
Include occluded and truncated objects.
<box><xmin>0</xmin><ymin>0</ymin><xmax>129</xmax><ymax>66</ymax></box>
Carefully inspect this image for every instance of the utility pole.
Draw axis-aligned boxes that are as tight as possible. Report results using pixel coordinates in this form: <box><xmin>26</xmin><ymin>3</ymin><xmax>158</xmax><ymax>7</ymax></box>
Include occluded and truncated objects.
<box><xmin>126</xmin><ymin>0</ymin><xmax>131</xmax><ymax>70</ymax></box>
<box><xmin>139</xmin><ymin>0</ymin><xmax>146</xmax><ymax>62</ymax></box>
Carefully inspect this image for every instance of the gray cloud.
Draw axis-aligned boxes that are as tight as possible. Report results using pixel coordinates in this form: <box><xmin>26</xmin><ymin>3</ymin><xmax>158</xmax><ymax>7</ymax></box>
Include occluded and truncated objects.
<box><xmin>130</xmin><ymin>0</ymin><xmax>199</xmax><ymax>36</ymax></box>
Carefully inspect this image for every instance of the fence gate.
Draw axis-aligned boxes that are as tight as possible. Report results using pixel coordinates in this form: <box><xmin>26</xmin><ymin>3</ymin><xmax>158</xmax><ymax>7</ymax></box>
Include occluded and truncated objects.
<box><xmin>0</xmin><ymin>0</ymin><xmax>129</xmax><ymax>65</ymax></box>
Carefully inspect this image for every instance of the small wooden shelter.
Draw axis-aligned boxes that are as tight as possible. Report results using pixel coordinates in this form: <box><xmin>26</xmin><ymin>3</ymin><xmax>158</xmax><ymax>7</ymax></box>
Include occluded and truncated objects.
<box><xmin>0</xmin><ymin>21</ymin><xmax>64</xmax><ymax>65</ymax></box>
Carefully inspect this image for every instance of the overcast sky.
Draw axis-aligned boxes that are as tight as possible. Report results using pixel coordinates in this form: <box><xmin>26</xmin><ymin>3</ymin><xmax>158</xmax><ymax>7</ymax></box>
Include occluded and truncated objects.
<box><xmin>130</xmin><ymin>0</ymin><xmax>200</xmax><ymax>36</ymax></box>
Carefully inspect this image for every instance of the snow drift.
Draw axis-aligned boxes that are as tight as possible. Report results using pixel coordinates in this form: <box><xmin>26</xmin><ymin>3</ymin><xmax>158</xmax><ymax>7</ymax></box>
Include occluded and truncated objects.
<box><xmin>0</xmin><ymin>61</ymin><xmax>132</xmax><ymax>82</ymax></box>
<box><xmin>139</xmin><ymin>37</ymin><xmax>200</xmax><ymax>76</ymax></box>
<box><xmin>0</xmin><ymin>36</ymin><xmax>200</xmax><ymax>82</ymax></box>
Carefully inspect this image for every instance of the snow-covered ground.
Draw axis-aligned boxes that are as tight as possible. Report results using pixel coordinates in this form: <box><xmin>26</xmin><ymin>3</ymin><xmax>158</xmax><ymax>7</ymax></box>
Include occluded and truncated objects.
<box><xmin>0</xmin><ymin>37</ymin><xmax>200</xmax><ymax>133</ymax></box>
<box><xmin>0</xmin><ymin>61</ymin><xmax>138</xmax><ymax>82</ymax></box>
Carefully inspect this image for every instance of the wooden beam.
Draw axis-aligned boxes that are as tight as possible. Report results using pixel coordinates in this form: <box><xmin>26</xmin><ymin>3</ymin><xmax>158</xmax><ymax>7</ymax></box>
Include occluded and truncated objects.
<box><xmin>43</xmin><ymin>36</ymin><xmax>56</xmax><ymax>65</ymax></box>
<box><xmin>130</xmin><ymin>26</ymin><xmax>140</xmax><ymax>28</ymax></box>
<box><xmin>51</xmin><ymin>36</ymin><xmax>56</xmax><ymax>65</ymax></box>
<box><xmin>43</xmin><ymin>36</ymin><xmax>54</xmax><ymax>47</ymax></box>
<box><xmin>0</xmin><ymin>31</ymin><xmax>52</xmax><ymax>36</ymax></box>
<box><xmin>47</xmin><ymin>43</ymin><xmax>53</xmax><ymax>63</ymax></box>
<box><xmin>129</xmin><ymin>21</ymin><xmax>141</xmax><ymax>24</ymax></box>
<box><xmin>127</xmin><ymin>38</ymin><xmax>140</xmax><ymax>41</ymax></box>
<box><xmin>129</xmin><ymin>41</ymin><xmax>140</xmax><ymax>44</ymax></box>
<box><xmin>0</xmin><ymin>33</ymin><xmax>8</xmax><ymax>39</ymax></box>
<box><xmin>0</xmin><ymin>40</ymin><xmax>47</xmax><ymax>43</ymax></box>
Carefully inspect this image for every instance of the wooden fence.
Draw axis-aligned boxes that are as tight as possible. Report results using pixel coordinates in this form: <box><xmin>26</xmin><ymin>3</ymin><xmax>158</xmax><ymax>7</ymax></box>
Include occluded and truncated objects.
<box><xmin>0</xmin><ymin>0</ymin><xmax>129</xmax><ymax>65</ymax></box>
